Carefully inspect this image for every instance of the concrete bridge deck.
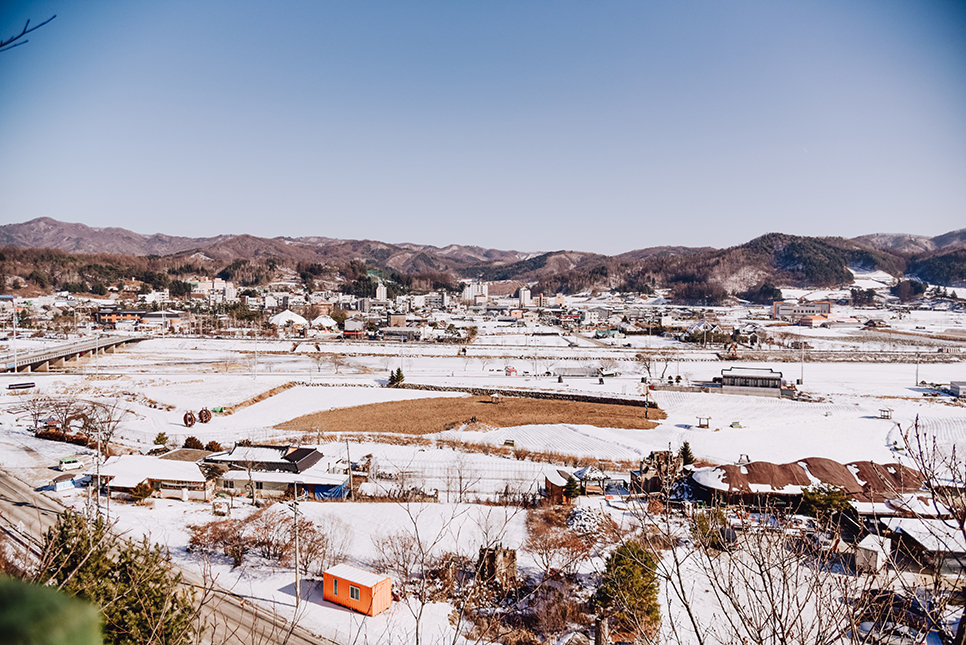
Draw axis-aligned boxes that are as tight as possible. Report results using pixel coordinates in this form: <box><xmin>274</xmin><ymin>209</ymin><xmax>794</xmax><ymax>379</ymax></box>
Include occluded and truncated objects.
<box><xmin>0</xmin><ymin>335</ymin><xmax>147</xmax><ymax>373</ymax></box>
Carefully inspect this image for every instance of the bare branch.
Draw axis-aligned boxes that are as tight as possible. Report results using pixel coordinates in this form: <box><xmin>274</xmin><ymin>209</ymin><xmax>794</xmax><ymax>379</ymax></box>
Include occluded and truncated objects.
<box><xmin>0</xmin><ymin>15</ymin><xmax>56</xmax><ymax>53</ymax></box>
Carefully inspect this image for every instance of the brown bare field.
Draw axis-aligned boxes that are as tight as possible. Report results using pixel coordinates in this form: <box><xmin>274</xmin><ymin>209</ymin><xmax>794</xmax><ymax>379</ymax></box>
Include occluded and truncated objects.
<box><xmin>277</xmin><ymin>395</ymin><xmax>665</xmax><ymax>436</ymax></box>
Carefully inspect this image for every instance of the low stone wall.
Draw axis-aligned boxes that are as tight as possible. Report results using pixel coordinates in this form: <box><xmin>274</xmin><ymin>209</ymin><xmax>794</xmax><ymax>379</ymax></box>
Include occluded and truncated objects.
<box><xmin>395</xmin><ymin>382</ymin><xmax>658</xmax><ymax>409</ymax></box>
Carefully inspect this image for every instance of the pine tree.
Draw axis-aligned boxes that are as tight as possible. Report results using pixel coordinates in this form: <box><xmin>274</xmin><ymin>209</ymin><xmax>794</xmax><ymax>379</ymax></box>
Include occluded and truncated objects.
<box><xmin>36</xmin><ymin>512</ymin><xmax>198</xmax><ymax>645</ymax></box>
<box><xmin>596</xmin><ymin>540</ymin><xmax>660</xmax><ymax>639</ymax></box>
<box><xmin>130</xmin><ymin>481</ymin><xmax>154</xmax><ymax>503</ymax></box>
<box><xmin>799</xmin><ymin>483</ymin><xmax>851</xmax><ymax>527</ymax></box>
<box><xmin>564</xmin><ymin>476</ymin><xmax>580</xmax><ymax>500</ymax></box>
<box><xmin>394</xmin><ymin>367</ymin><xmax>405</xmax><ymax>386</ymax></box>
<box><xmin>679</xmin><ymin>441</ymin><xmax>696</xmax><ymax>465</ymax></box>
<box><xmin>104</xmin><ymin>537</ymin><xmax>195</xmax><ymax>645</ymax></box>
<box><xmin>38</xmin><ymin>512</ymin><xmax>113</xmax><ymax>601</ymax></box>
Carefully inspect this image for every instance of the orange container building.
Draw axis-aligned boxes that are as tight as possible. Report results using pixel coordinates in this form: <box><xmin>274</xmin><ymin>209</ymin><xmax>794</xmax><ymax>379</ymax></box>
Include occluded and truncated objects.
<box><xmin>322</xmin><ymin>563</ymin><xmax>393</xmax><ymax>617</ymax></box>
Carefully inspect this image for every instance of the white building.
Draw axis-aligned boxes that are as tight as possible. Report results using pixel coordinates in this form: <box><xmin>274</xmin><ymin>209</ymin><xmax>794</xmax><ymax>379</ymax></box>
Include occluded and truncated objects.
<box><xmin>519</xmin><ymin>287</ymin><xmax>531</xmax><ymax>307</ymax></box>
<box><xmin>462</xmin><ymin>282</ymin><xmax>488</xmax><ymax>303</ymax></box>
<box><xmin>772</xmin><ymin>301</ymin><xmax>832</xmax><ymax>319</ymax></box>
<box><xmin>376</xmin><ymin>283</ymin><xmax>388</xmax><ymax>300</ymax></box>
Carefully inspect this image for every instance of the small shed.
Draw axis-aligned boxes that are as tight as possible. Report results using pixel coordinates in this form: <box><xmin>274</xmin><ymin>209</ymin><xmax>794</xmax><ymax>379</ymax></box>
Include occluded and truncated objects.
<box><xmin>543</xmin><ymin>469</ymin><xmax>573</xmax><ymax>505</ymax></box>
<box><xmin>52</xmin><ymin>473</ymin><xmax>76</xmax><ymax>492</ymax></box>
<box><xmin>879</xmin><ymin>408</ymin><xmax>894</xmax><ymax>420</ymax></box>
<box><xmin>855</xmin><ymin>534</ymin><xmax>891</xmax><ymax>572</ymax></box>
<box><xmin>323</xmin><ymin>563</ymin><xmax>392</xmax><ymax>617</ymax></box>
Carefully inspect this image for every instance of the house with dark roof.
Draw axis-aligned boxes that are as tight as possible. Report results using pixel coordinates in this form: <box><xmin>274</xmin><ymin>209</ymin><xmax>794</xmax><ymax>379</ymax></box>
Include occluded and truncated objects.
<box><xmin>206</xmin><ymin>444</ymin><xmax>345</xmax><ymax>501</ymax></box>
<box><xmin>204</xmin><ymin>444</ymin><xmax>322</xmax><ymax>473</ymax></box>
<box><xmin>719</xmin><ymin>367</ymin><xmax>784</xmax><ymax>398</ymax></box>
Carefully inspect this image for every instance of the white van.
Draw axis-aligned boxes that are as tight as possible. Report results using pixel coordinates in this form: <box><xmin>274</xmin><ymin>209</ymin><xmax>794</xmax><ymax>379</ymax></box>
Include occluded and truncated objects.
<box><xmin>58</xmin><ymin>457</ymin><xmax>83</xmax><ymax>471</ymax></box>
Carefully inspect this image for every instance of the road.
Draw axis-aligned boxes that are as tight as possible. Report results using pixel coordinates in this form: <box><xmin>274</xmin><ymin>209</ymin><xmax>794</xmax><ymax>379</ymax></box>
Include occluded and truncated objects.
<box><xmin>0</xmin><ymin>468</ymin><xmax>338</xmax><ymax>645</ymax></box>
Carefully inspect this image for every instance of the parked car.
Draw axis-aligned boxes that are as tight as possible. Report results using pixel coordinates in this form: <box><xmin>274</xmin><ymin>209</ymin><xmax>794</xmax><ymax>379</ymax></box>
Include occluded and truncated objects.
<box><xmin>58</xmin><ymin>456</ymin><xmax>84</xmax><ymax>471</ymax></box>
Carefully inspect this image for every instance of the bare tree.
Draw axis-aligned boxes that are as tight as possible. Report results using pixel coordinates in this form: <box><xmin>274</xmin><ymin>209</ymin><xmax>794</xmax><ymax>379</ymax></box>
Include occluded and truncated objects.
<box><xmin>636</xmin><ymin>351</ymin><xmax>675</xmax><ymax>381</ymax></box>
<box><xmin>12</xmin><ymin>392</ymin><xmax>52</xmax><ymax>432</ymax></box>
<box><xmin>50</xmin><ymin>395</ymin><xmax>83</xmax><ymax>441</ymax></box>
<box><xmin>293</xmin><ymin>516</ymin><xmax>350</xmax><ymax>577</ymax></box>
<box><xmin>689</xmin><ymin>519</ymin><xmax>875</xmax><ymax>645</ymax></box>
<box><xmin>371</xmin><ymin>502</ymin><xmax>477</xmax><ymax>645</ymax></box>
<box><xmin>902</xmin><ymin>418</ymin><xmax>966</xmax><ymax>644</ymax></box>
<box><xmin>444</xmin><ymin>453</ymin><xmax>482</xmax><ymax>503</ymax></box>
<box><xmin>83</xmin><ymin>398</ymin><xmax>129</xmax><ymax>453</ymax></box>
<box><xmin>625</xmin><ymin>466</ymin><xmax>886</xmax><ymax>645</ymax></box>
<box><xmin>309</xmin><ymin>351</ymin><xmax>328</xmax><ymax>374</ymax></box>
<box><xmin>523</xmin><ymin>510</ymin><xmax>591</xmax><ymax>581</ymax></box>
<box><xmin>327</xmin><ymin>353</ymin><xmax>346</xmax><ymax>374</ymax></box>
<box><xmin>0</xmin><ymin>15</ymin><xmax>56</xmax><ymax>53</ymax></box>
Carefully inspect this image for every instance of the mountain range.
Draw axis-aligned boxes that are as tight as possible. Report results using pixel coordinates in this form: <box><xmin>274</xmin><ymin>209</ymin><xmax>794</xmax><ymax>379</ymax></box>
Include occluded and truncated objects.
<box><xmin>1</xmin><ymin>217</ymin><xmax>965</xmax><ymax>294</ymax></box>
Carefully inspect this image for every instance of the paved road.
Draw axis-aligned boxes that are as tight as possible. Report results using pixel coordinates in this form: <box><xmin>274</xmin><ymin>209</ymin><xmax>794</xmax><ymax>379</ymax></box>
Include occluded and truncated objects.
<box><xmin>0</xmin><ymin>468</ymin><xmax>338</xmax><ymax>645</ymax></box>
<box><xmin>0</xmin><ymin>471</ymin><xmax>62</xmax><ymax>552</ymax></box>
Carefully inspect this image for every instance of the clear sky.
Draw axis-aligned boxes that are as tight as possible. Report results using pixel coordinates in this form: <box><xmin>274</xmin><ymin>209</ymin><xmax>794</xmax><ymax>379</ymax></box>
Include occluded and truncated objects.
<box><xmin>1</xmin><ymin>1</ymin><xmax>964</xmax><ymax>254</ymax></box>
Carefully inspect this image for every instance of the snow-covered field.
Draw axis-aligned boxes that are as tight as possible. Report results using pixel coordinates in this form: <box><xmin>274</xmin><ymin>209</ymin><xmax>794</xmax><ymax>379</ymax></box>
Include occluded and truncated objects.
<box><xmin>2</xmin><ymin>328</ymin><xmax>965</xmax><ymax>644</ymax></box>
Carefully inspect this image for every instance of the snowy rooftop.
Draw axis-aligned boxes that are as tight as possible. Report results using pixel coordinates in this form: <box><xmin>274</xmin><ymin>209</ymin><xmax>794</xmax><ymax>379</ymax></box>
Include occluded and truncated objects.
<box><xmin>324</xmin><ymin>563</ymin><xmax>390</xmax><ymax>588</ymax></box>
<box><xmin>208</xmin><ymin>445</ymin><xmax>290</xmax><ymax>463</ymax></box>
<box><xmin>573</xmin><ymin>465</ymin><xmax>607</xmax><ymax>481</ymax></box>
<box><xmin>269</xmin><ymin>310</ymin><xmax>308</xmax><ymax>327</ymax></box>
<box><xmin>721</xmin><ymin>367</ymin><xmax>783</xmax><ymax>378</ymax></box>
<box><xmin>92</xmin><ymin>455</ymin><xmax>206</xmax><ymax>488</ymax></box>
<box><xmin>883</xmin><ymin>517</ymin><xmax>966</xmax><ymax>554</ymax></box>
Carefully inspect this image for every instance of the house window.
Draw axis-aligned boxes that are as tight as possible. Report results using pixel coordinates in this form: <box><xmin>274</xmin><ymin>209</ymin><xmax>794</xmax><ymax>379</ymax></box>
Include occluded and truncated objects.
<box><xmin>255</xmin><ymin>482</ymin><xmax>263</xmax><ymax>490</ymax></box>
<box><xmin>350</xmin><ymin>586</ymin><xmax>360</xmax><ymax>601</ymax></box>
<box><xmin>333</xmin><ymin>578</ymin><xmax>338</xmax><ymax>595</ymax></box>
<box><xmin>225</xmin><ymin>481</ymin><xmax>234</xmax><ymax>489</ymax></box>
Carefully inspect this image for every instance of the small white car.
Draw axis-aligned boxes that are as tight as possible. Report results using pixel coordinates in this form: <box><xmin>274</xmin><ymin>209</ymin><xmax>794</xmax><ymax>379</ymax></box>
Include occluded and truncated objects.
<box><xmin>58</xmin><ymin>457</ymin><xmax>84</xmax><ymax>471</ymax></box>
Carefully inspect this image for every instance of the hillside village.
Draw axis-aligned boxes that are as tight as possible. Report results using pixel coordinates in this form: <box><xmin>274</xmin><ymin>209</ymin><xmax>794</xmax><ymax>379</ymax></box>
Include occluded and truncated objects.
<box><xmin>2</xmin><ymin>243</ymin><xmax>966</xmax><ymax>645</ymax></box>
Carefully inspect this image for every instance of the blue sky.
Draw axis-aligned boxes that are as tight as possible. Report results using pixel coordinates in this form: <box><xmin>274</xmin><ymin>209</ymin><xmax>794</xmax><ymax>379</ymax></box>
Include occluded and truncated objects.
<box><xmin>1</xmin><ymin>1</ymin><xmax>964</xmax><ymax>254</ymax></box>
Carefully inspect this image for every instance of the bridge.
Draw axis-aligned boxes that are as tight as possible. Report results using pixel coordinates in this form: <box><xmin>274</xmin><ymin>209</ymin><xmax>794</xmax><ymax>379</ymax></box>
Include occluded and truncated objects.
<box><xmin>0</xmin><ymin>335</ymin><xmax>148</xmax><ymax>373</ymax></box>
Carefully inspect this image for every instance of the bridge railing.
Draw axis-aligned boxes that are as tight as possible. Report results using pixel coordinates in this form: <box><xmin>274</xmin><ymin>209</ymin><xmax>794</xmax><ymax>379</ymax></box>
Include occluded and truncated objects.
<box><xmin>0</xmin><ymin>335</ymin><xmax>146</xmax><ymax>370</ymax></box>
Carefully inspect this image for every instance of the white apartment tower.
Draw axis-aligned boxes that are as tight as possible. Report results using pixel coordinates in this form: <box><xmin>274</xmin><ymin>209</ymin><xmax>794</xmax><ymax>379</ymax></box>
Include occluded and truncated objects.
<box><xmin>519</xmin><ymin>287</ymin><xmax>531</xmax><ymax>307</ymax></box>
<box><xmin>376</xmin><ymin>283</ymin><xmax>388</xmax><ymax>300</ymax></box>
<box><xmin>462</xmin><ymin>282</ymin><xmax>488</xmax><ymax>302</ymax></box>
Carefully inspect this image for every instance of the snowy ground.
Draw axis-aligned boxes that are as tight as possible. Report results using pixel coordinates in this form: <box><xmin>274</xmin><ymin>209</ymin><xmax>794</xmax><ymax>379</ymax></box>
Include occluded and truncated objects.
<box><xmin>2</xmin><ymin>330</ymin><xmax>965</xmax><ymax>644</ymax></box>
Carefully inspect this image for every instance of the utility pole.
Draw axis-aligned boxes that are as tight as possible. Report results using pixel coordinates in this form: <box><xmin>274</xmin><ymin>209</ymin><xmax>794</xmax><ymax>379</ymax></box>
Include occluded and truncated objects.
<box><xmin>292</xmin><ymin>481</ymin><xmax>302</xmax><ymax>605</ymax></box>
<box><xmin>345</xmin><ymin>440</ymin><xmax>353</xmax><ymax>501</ymax></box>
<box><xmin>916</xmin><ymin>351</ymin><xmax>920</xmax><ymax>386</ymax></box>
<box><xmin>800</xmin><ymin>342</ymin><xmax>805</xmax><ymax>385</ymax></box>
<box><xmin>96</xmin><ymin>427</ymin><xmax>102</xmax><ymax>518</ymax></box>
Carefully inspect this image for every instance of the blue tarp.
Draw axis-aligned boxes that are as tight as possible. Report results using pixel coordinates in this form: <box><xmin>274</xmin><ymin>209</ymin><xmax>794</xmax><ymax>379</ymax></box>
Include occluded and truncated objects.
<box><xmin>315</xmin><ymin>481</ymin><xmax>349</xmax><ymax>500</ymax></box>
